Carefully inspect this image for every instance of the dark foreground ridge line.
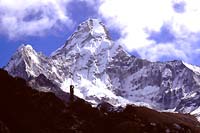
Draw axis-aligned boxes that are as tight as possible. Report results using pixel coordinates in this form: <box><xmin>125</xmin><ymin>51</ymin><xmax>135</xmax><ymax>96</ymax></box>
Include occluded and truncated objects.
<box><xmin>0</xmin><ymin>69</ymin><xmax>200</xmax><ymax>133</ymax></box>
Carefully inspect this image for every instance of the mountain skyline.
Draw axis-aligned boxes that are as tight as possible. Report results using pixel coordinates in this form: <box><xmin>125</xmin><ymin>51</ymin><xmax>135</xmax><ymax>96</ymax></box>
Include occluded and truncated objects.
<box><xmin>1</xmin><ymin>0</ymin><xmax>200</xmax><ymax>67</ymax></box>
<box><xmin>2</xmin><ymin>1</ymin><xmax>200</xmax><ymax>132</ymax></box>
<box><xmin>5</xmin><ymin>19</ymin><xmax>200</xmax><ymax>121</ymax></box>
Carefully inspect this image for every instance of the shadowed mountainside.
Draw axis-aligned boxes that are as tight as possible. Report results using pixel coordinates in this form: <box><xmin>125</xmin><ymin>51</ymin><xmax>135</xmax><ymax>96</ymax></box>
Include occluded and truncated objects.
<box><xmin>0</xmin><ymin>69</ymin><xmax>200</xmax><ymax>133</ymax></box>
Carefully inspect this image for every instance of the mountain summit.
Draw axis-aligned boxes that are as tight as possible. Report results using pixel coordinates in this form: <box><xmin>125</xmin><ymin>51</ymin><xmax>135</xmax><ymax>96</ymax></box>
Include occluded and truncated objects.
<box><xmin>52</xmin><ymin>18</ymin><xmax>111</xmax><ymax>57</ymax></box>
<box><xmin>76</xmin><ymin>18</ymin><xmax>110</xmax><ymax>39</ymax></box>
<box><xmin>4</xmin><ymin>19</ymin><xmax>200</xmax><ymax>119</ymax></box>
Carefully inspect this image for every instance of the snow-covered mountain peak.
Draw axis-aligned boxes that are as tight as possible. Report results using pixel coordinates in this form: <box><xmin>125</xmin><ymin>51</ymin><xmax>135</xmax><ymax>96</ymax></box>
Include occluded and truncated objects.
<box><xmin>17</xmin><ymin>44</ymin><xmax>34</xmax><ymax>53</ymax></box>
<box><xmin>16</xmin><ymin>44</ymin><xmax>40</xmax><ymax>64</ymax></box>
<box><xmin>20</xmin><ymin>44</ymin><xmax>33</xmax><ymax>49</ymax></box>
<box><xmin>4</xmin><ymin>44</ymin><xmax>43</xmax><ymax>79</ymax></box>
<box><xmin>52</xmin><ymin>18</ymin><xmax>113</xmax><ymax>57</ymax></box>
<box><xmin>77</xmin><ymin>18</ymin><xmax>109</xmax><ymax>39</ymax></box>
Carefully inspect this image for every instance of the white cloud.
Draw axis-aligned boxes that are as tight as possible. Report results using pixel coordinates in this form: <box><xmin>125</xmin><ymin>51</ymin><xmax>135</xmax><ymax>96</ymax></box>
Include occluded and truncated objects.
<box><xmin>98</xmin><ymin>0</ymin><xmax>200</xmax><ymax>64</ymax></box>
<box><xmin>139</xmin><ymin>43</ymin><xmax>188</xmax><ymax>62</ymax></box>
<box><xmin>0</xmin><ymin>0</ymin><xmax>73</xmax><ymax>39</ymax></box>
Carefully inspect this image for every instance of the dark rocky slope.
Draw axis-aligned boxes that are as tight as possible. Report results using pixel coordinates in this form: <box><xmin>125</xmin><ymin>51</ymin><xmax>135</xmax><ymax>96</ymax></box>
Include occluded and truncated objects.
<box><xmin>0</xmin><ymin>69</ymin><xmax>200</xmax><ymax>133</ymax></box>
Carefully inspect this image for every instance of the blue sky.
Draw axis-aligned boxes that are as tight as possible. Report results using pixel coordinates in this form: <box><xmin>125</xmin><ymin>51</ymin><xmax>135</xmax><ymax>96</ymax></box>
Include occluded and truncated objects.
<box><xmin>0</xmin><ymin>0</ymin><xmax>200</xmax><ymax>67</ymax></box>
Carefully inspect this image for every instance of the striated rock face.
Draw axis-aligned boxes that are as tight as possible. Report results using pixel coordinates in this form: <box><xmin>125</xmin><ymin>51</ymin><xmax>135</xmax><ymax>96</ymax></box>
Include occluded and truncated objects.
<box><xmin>4</xmin><ymin>18</ymin><xmax>200</xmax><ymax>117</ymax></box>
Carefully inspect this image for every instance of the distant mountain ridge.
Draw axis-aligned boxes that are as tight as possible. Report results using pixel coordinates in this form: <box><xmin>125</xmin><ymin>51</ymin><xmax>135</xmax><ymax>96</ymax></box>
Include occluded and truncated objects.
<box><xmin>4</xmin><ymin>18</ymin><xmax>200</xmax><ymax>119</ymax></box>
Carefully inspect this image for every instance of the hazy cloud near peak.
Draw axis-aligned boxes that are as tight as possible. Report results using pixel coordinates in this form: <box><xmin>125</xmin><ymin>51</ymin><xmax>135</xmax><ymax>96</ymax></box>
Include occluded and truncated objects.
<box><xmin>98</xmin><ymin>0</ymin><xmax>200</xmax><ymax>65</ymax></box>
<box><xmin>0</xmin><ymin>0</ymin><xmax>73</xmax><ymax>39</ymax></box>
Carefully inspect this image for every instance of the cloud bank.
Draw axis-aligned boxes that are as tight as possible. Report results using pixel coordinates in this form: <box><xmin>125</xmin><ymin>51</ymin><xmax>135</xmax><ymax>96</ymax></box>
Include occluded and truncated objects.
<box><xmin>0</xmin><ymin>0</ymin><xmax>73</xmax><ymax>39</ymax></box>
<box><xmin>98</xmin><ymin>0</ymin><xmax>200</xmax><ymax>64</ymax></box>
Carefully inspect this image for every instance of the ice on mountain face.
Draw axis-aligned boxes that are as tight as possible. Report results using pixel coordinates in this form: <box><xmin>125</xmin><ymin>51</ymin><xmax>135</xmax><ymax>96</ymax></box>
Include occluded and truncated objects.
<box><xmin>29</xmin><ymin>53</ymin><xmax>40</xmax><ymax>64</ymax></box>
<box><xmin>125</xmin><ymin>85</ymin><xmax>160</xmax><ymax>108</ymax></box>
<box><xmin>183</xmin><ymin>61</ymin><xmax>200</xmax><ymax>75</ymax></box>
<box><xmin>60</xmin><ymin>75</ymin><xmax>130</xmax><ymax>106</ymax></box>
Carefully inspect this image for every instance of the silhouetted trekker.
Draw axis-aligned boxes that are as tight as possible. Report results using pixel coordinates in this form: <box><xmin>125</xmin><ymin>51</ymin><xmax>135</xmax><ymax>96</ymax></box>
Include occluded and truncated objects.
<box><xmin>70</xmin><ymin>85</ymin><xmax>74</xmax><ymax>102</ymax></box>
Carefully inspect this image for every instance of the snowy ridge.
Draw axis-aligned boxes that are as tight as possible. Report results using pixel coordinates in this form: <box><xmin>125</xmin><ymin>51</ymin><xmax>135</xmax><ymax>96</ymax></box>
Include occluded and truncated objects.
<box><xmin>5</xmin><ymin>44</ymin><xmax>42</xmax><ymax>78</ymax></box>
<box><xmin>4</xmin><ymin>19</ymin><xmax>200</xmax><ymax>119</ymax></box>
<box><xmin>183</xmin><ymin>61</ymin><xmax>200</xmax><ymax>75</ymax></box>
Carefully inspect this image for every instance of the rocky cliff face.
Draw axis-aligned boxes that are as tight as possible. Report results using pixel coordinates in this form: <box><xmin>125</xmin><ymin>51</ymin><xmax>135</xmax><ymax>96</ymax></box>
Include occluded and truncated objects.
<box><xmin>4</xmin><ymin>18</ymin><xmax>200</xmax><ymax>117</ymax></box>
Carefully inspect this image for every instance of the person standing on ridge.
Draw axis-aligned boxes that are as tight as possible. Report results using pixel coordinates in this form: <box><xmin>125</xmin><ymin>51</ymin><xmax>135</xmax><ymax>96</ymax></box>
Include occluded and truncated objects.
<box><xmin>69</xmin><ymin>72</ymin><xmax>74</xmax><ymax>102</ymax></box>
<box><xmin>70</xmin><ymin>84</ymin><xmax>74</xmax><ymax>102</ymax></box>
